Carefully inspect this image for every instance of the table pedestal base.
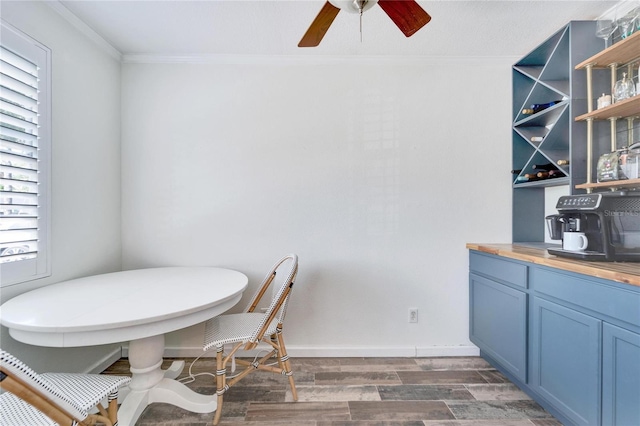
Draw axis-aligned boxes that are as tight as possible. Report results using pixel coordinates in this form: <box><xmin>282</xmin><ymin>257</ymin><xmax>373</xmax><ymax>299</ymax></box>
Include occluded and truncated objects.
<box><xmin>117</xmin><ymin>334</ymin><xmax>216</xmax><ymax>426</ymax></box>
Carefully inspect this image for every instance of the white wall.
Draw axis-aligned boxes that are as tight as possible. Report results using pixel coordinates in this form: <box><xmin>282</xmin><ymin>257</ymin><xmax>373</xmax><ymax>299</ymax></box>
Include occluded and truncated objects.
<box><xmin>0</xmin><ymin>1</ymin><xmax>122</xmax><ymax>372</ymax></box>
<box><xmin>121</xmin><ymin>57</ymin><xmax>513</xmax><ymax>356</ymax></box>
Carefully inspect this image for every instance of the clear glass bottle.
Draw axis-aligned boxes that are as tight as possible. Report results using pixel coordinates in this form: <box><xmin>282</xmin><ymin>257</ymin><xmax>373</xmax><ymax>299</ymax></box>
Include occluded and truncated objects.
<box><xmin>613</xmin><ymin>72</ymin><xmax>636</xmax><ymax>102</ymax></box>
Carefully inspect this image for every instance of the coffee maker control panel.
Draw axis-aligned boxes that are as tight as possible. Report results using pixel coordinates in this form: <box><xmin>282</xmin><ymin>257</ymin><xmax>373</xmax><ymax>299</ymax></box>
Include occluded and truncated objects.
<box><xmin>556</xmin><ymin>194</ymin><xmax>602</xmax><ymax>210</ymax></box>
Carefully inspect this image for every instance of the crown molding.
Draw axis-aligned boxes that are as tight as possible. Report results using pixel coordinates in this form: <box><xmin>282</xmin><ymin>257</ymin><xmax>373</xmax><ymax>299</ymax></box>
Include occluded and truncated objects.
<box><xmin>122</xmin><ymin>53</ymin><xmax>518</xmax><ymax>65</ymax></box>
<box><xmin>44</xmin><ymin>0</ymin><xmax>122</xmax><ymax>62</ymax></box>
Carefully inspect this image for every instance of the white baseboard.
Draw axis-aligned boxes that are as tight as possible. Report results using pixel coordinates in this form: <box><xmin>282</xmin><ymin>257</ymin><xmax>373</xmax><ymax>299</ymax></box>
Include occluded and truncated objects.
<box><xmin>416</xmin><ymin>345</ymin><xmax>480</xmax><ymax>357</ymax></box>
<box><xmin>87</xmin><ymin>347</ymin><xmax>123</xmax><ymax>374</ymax></box>
<box><xmin>286</xmin><ymin>346</ymin><xmax>419</xmax><ymax>358</ymax></box>
<box><xmin>122</xmin><ymin>345</ymin><xmax>480</xmax><ymax>359</ymax></box>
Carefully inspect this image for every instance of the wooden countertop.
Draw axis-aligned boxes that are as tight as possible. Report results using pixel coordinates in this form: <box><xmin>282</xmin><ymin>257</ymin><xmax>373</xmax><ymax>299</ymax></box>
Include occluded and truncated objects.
<box><xmin>467</xmin><ymin>243</ymin><xmax>640</xmax><ymax>287</ymax></box>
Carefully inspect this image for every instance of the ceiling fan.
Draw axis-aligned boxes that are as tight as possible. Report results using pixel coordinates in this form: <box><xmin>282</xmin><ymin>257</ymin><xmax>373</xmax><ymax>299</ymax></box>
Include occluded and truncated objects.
<box><xmin>298</xmin><ymin>0</ymin><xmax>431</xmax><ymax>47</ymax></box>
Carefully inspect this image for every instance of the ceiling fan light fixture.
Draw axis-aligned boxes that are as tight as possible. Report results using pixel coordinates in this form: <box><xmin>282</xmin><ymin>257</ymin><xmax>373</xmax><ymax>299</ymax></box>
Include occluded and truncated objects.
<box><xmin>328</xmin><ymin>0</ymin><xmax>378</xmax><ymax>14</ymax></box>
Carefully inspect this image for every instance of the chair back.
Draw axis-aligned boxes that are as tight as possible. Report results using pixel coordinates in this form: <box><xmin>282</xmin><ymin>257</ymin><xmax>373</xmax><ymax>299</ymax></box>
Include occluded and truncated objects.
<box><xmin>244</xmin><ymin>254</ymin><xmax>298</xmax><ymax>348</ymax></box>
<box><xmin>0</xmin><ymin>350</ymin><xmax>87</xmax><ymax>423</ymax></box>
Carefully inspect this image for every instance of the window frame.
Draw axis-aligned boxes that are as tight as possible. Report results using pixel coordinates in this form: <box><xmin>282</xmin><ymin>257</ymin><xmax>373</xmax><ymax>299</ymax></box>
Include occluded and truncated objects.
<box><xmin>1</xmin><ymin>20</ymin><xmax>52</xmax><ymax>287</ymax></box>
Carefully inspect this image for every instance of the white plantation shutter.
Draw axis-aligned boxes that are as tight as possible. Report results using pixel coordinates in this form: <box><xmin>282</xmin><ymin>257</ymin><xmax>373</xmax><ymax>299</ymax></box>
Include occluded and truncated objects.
<box><xmin>0</xmin><ymin>21</ymin><xmax>51</xmax><ymax>286</ymax></box>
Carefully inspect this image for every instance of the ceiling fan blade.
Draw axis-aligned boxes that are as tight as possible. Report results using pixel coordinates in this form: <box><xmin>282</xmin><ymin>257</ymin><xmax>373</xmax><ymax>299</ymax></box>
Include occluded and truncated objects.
<box><xmin>298</xmin><ymin>1</ymin><xmax>341</xmax><ymax>47</ymax></box>
<box><xmin>378</xmin><ymin>0</ymin><xmax>431</xmax><ymax>37</ymax></box>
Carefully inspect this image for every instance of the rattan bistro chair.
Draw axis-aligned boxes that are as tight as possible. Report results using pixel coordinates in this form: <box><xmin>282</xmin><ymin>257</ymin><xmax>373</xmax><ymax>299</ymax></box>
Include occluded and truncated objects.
<box><xmin>0</xmin><ymin>350</ymin><xmax>131</xmax><ymax>426</ymax></box>
<box><xmin>202</xmin><ymin>254</ymin><xmax>299</xmax><ymax>425</ymax></box>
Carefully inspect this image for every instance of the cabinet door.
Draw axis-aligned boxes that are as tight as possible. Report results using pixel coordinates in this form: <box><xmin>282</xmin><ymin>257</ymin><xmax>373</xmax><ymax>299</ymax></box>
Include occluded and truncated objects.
<box><xmin>602</xmin><ymin>323</ymin><xmax>640</xmax><ymax>426</ymax></box>
<box><xmin>531</xmin><ymin>297</ymin><xmax>601</xmax><ymax>425</ymax></box>
<box><xmin>470</xmin><ymin>273</ymin><xmax>527</xmax><ymax>382</ymax></box>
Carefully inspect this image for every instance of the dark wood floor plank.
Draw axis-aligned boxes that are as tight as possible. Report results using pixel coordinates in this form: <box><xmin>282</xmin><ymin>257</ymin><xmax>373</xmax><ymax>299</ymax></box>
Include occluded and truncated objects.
<box><xmin>422</xmin><ymin>421</ymin><xmax>537</xmax><ymax>425</ymax></box>
<box><xmin>396</xmin><ymin>370</ymin><xmax>488</xmax><ymax>385</ymax></box>
<box><xmin>447</xmin><ymin>400</ymin><xmax>557</xmax><ymax>420</ymax></box>
<box><xmin>245</xmin><ymin>401</ymin><xmax>350</xmax><ymax>422</ymax></box>
<box><xmin>315</xmin><ymin>371</ymin><xmax>402</xmax><ymax>385</ymax></box>
<box><xmin>377</xmin><ymin>384</ymin><xmax>475</xmax><ymax>401</ymax></box>
<box><xmin>318</xmin><ymin>421</ymin><xmax>426</xmax><ymax>426</ymax></box>
<box><xmin>349</xmin><ymin>400</ymin><xmax>455</xmax><ymax>421</ymax></box>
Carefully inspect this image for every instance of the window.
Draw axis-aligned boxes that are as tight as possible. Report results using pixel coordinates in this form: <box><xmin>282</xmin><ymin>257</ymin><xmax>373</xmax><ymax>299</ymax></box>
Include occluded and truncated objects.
<box><xmin>1</xmin><ymin>21</ymin><xmax>51</xmax><ymax>286</ymax></box>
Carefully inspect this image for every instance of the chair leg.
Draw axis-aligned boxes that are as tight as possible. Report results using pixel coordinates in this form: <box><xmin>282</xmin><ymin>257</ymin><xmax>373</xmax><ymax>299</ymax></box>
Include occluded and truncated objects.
<box><xmin>213</xmin><ymin>345</ymin><xmax>226</xmax><ymax>426</ymax></box>
<box><xmin>107</xmin><ymin>396</ymin><xmax>118</xmax><ymax>426</ymax></box>
<box><xmin>276</xmin><ymin>329</ymin><xmax>297</xmax><ymax>401</ymax></box>
<box><xmin>84</xmin><ymin>413</ymin><xmax>113</xmax><ymax>426</ymax></box>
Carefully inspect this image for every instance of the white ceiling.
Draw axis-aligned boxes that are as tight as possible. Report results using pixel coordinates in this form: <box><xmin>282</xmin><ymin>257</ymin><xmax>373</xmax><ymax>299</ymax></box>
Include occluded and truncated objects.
<box><xmin>56</xmin><ymin>0</ymin><xmax>618</xmax><ymax>58</ymax></box>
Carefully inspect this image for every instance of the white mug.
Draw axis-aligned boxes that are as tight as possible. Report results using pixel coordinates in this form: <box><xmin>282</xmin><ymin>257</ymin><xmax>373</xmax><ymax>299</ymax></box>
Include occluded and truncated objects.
<box><xmin>563</xmin><ymin>232</ymin><xmax>588</xmax><ymax>252</ymax></box>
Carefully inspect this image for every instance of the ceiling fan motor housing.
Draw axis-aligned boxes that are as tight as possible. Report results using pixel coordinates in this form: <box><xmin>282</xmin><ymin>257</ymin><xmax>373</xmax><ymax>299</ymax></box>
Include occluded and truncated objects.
<box><xmin>328</xmin><ymin>0</ymin><xmax>378</xmax><ymax>14</ymax></box>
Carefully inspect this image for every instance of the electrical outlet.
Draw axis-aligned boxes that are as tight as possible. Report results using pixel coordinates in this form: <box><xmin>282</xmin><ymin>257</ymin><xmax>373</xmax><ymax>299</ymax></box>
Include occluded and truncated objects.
<box><xmin>408</xmin><ymin>308</ymin><xmax>418</xmax><ymax>323</ymax></box>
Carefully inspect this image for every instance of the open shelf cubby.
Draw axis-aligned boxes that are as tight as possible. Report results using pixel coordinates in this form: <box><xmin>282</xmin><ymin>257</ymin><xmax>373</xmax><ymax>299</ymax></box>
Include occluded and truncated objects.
<box><xmin>512</xmin><ymin>21</ymin><xmax>602</xmax><ymax>243</ymax></box>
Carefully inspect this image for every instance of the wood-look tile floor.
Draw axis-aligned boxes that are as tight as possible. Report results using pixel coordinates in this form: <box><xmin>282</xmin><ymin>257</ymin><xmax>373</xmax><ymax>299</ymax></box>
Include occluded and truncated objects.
<box><xmin>102</xmin><ymin>356</ymin><xmax>562</xmax><ymax>426</ymax></box>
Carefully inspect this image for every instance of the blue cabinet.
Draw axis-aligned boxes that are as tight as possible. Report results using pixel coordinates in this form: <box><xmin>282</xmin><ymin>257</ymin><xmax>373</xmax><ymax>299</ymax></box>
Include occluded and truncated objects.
<box><xmin>469</xmin><ymin>250</ymin><xmax>640</xmax><ymax>426</ymax></box>
<box><xmin>470</xmin><ymin>273</ymin><xmax>527</xmax><ymax>382</ymax></box>
<box><xmin>530</xmin><ymin>297</ymin><xmax>601</xmax><ymax>425</ymax></box>
<box><xmin>602</xmin><ymin>323</ymin><xmax>640</xmax><ymax>426</ymax></box>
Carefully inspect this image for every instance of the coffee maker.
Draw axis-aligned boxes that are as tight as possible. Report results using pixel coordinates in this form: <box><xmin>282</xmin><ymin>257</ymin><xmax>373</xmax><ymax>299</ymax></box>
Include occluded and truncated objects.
<box><xmin>546</xmin><ymin>192</ymin><xmax>640</xmax><ymax>262</ymax></box>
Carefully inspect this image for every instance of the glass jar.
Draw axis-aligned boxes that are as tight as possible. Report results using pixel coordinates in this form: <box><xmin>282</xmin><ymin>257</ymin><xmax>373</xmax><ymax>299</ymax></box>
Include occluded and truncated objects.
<box><xmin>623</xmin><ymin>148</ymin><xmax>640</xmax><ymax>180</ymax></box>
<box><xmin>620</xmin><ymin>142</ymin><xmax>640</xmax><ymax>180</ymax></box>
<box><xmin>613</xmin><ymin>72</ymin><xmax>636</xmax><ymax>102</ymax></box>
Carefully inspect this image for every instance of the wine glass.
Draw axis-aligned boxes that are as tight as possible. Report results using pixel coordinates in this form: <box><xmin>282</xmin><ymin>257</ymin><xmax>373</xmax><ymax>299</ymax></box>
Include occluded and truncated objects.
<box><xmin>617</xmin><ymin>12</ymin><xmax>635</xmax><ymax>39</ymax></box>
<box><xmin>596</xmin><ymin>18</ymin><xmax>618</xmax><ymax>48</ymax></box>
<box><xmin>632</xmin><ymin>7</ymin><xmax>640</xmax><ymax>33</ymax></box>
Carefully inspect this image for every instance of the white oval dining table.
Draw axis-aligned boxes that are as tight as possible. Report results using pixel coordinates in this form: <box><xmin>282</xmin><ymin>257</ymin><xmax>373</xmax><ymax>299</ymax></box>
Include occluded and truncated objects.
<box><xmin>0</xmin><ymin>266</ymin><xmax>248</xmax><ymax>426</ymax></box>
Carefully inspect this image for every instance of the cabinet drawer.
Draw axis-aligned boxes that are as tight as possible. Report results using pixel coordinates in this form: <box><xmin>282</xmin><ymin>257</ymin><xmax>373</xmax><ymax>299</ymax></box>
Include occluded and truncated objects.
<box><xmin>532</xmin><ymin>267</ymin><xmax>640</xmax><ymax>328</ymax></box>
<box><xmin>469</xmin><ymin>252</ymin><xmax>528</xmax><ymax>288</ymax></box>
